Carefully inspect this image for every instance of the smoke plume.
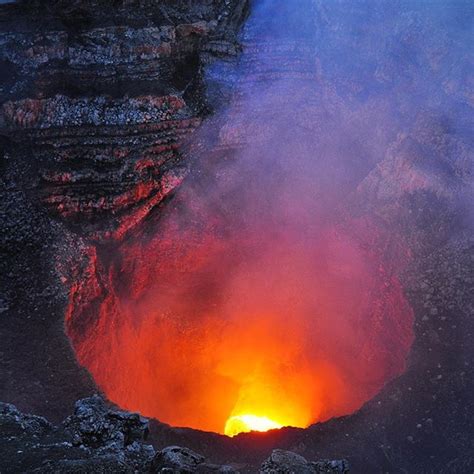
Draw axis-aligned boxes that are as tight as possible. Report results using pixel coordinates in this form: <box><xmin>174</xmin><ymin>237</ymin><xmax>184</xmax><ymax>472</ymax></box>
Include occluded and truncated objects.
<box><xmin>66</xmin><ymin>0</ymin><xmax>472</xmax><ymax>435</ymax></box>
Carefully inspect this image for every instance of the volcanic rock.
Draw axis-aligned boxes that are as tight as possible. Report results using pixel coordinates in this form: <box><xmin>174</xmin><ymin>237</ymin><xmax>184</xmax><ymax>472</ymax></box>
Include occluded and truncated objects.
<box><xmin>150</xmin><ymin>446</ymin><xmax>205</xmax><ymax>472</ymax></box>
<box><xmin>0</xmin><ymin>395</ymin><xmax>155</xmax><ymax>473</ymax></box>
<box><xmin>0</xmin><ymin>0</ymin><xmax>249</xmax><ymax>241</ymax></box>
<box><xmin>62</xmin><ymin>394</ymin><xmax>150</xmax><ymax>449</ymax></box>
<box><xmin>259</xmin><ymin>449</ymin><xmax>349</xmax><ymax>474</ymax></box>
<box><xmin>150</xmin><ymin>445</ymin><xmax>239</xmax><ymax>473</ymax></box>
<box><xmin>0</xmin><ymin>401</ymin><xmax>52</xmax><ymax>438</ymax></box>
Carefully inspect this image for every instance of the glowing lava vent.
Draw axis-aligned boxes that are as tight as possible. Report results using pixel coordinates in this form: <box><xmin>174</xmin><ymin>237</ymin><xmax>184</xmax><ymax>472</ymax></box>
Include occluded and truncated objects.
<box><xmin>225</xmin><ymin>415</ymin><xmax>283</xmax><ymax>437</ymax></box>
<box><xmin>66</xmin><ymin>205</ymin><xmax>414</xmax><ymax>436</ymax></box>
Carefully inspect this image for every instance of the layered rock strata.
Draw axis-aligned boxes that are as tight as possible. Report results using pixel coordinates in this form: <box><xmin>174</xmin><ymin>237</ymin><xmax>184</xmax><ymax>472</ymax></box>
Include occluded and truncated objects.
<box><xmin>0</xmin><ymin>0</ymin><xmax>248</xmax><ymax>240</ymax></box>
<box><xmin>0</xmin><ymin>0</ymin><xmax>248</xmax><ymax>422</ymax></box>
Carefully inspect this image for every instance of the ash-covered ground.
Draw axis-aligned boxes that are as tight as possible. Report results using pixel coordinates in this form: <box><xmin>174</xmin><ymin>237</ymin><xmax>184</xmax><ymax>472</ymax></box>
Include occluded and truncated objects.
<box><xmin>1</xmin><ymin>1</ymin><xmax>473</xmax><ymax>473</ymax></box>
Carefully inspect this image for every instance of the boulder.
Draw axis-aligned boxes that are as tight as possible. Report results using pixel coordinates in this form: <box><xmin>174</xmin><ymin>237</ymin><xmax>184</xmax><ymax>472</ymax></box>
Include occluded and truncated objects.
<box><xmin>62</xmin><ymin>394</ymin><xmax>149</xmax><ymax>449</ymax></box>
<box><xmin>61</xmin><ymin>394</ymin><xmax>155</xmax><ymax>470</ymax></box>
<box><xmin>260</xmin><ymin>450</ymin><xmax>314</xmax><ymax>473</ymax></box>
<box><xmin>150</xmin><ymin>446</ymin><xmax>205</xmax><ymax>472</ymax></box>
<box><xmin>150</xmin><ymin>446</ymin><xmax>238</xmax><ymax>473</ymax></box>
<box><xmin>260</xmin><ymin>450</ymin><xmax>349</xmax><ymax>474</ymax></box>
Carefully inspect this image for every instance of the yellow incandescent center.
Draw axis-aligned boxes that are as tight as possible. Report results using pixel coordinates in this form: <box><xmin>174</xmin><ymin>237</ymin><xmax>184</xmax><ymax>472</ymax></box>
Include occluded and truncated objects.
<box><xmin>224</xmin><ymin>414</ymin><xmax>283</xmax><ymax>437</ymax></box>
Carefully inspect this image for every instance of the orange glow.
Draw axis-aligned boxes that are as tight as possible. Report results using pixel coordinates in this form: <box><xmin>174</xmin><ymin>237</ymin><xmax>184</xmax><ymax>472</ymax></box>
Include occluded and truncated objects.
<box><xmin>225</xmin><ymin>415</ymin><xmax>282</xmax><ymax>437</ymax></box>
<box><xmin>66</xmin><ymin>203</ymin><xmax>414</xmax><ymax>435</ymax></box>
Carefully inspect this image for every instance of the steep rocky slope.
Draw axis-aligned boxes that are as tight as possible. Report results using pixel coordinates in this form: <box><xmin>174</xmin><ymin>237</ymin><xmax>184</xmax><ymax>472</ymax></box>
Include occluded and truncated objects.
<box><xmin>0</xmin><ymin>0</ymin><xmax>249</xmax><ymax>421</ymax></box>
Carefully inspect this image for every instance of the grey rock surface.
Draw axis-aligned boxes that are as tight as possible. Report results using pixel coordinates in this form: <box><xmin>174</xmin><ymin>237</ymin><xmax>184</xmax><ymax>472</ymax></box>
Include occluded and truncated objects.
<box><xmin>260</xmin><ymin>450</ymin><xmax>314</xmax><ymax>473</ymax></box>
<box><xmin>0</xmin><ymin>401</ymin><xmax>53</xmax><ymax>437</ymax></box>
<box><xmin>150</xmin><ymin>446</ymin><xmax>206</xmax><ymax>472</ymax></box>
<box><xmin>259</xmin><ymin>449</ymin><xmax>349</xmax><ymax>474</ymax></box>
<box><xmin>149</xmin><ymin>445</ymin><xmax>242</xmax><ymax>473</ymax></box>
<box><xmin>0</xmin><ymin>395</ymin><xmax>155</xmax><ymax>473</ymax></box>
<box><xmin>62</xmin><ymin>394</ymin><xmax>150</xmax><ymax>449</ymax></box>
<box><xmin>1</xmin><ymin>398</ymin><xmax>350</xmax><ymax>473</ymax></box>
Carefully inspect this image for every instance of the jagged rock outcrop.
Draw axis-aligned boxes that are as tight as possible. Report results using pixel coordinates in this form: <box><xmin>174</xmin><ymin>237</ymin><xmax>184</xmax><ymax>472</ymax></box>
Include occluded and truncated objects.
<box><xmin>355</xmin><ymin>114</ymin><xmax>474</xmax><ymax>238</ymax></box>
<box><xmin>62</xmin><ymin>394</ymin><xmax>150</xmax><ymax>449</ymax></box>
<box><xmin>0</xmin><ymin>401</ymin><xmax>53</xmax><ymax>437</ymax></box>
<box><xmin>0</xmin><ymin>395</ymin><xmax>154</xmax><ymax>473</ymax></box>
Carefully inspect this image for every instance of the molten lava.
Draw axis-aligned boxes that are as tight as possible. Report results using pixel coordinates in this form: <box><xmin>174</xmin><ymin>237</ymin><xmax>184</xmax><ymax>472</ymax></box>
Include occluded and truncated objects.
<box><xmin>225</xmin><ymin>415</ymin><xmax>282</xmax><ymax>437</ymax></box>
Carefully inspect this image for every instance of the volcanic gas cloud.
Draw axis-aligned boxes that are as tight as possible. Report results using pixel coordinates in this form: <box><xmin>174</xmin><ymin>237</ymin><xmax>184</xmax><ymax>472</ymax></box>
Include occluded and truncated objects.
<box><xmin>66</xmin><ymin>0</ymin><xmax>414</xmax><ymax>436</ymax></box>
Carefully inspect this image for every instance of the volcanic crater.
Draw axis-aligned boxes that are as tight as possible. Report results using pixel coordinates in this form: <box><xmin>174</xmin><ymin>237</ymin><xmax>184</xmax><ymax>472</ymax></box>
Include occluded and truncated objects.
<box><xmin>1</xmin><ymin>0</ymin><xmax>473</xmax><ymax>473</ymax></box>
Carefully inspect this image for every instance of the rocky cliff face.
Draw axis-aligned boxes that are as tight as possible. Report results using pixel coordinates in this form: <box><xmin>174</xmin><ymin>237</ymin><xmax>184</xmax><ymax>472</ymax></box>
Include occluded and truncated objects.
<box><xmin>0</xmin><ymin>0</ymin><xmax>249</xmax><ymax>422</ymax></box>
<box><xmin>0</xmin><ymin>0</ymin><xmax>248</xmax><ymax>240</ymax></box>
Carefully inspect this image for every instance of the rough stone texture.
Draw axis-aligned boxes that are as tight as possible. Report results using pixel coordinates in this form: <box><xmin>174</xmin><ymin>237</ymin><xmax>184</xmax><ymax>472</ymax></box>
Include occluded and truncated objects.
<box><xmin>0</xmin><ymin>0</ymin><xmax>248</xmax><ymax>423</ymax></box>
<box><xmin>260</xmin><ymin>449</ymin><xmax>349</xmax><ymax>474</ymax></box>
<box><xmin>150</xmin><ymin>446</ymin><xmax>240</xmax><ymax>473</ymax></box>
<box><xmin>62</xmin><ymin>394</ymin><xmax>150</xmax><ymax>450</ymax></box>
<box><xmin>259</xmin><ymin>450</ymin><xmax>315</xmax><ymax>474</ymax></box>
<box><xmin>1</xmin><ymin>398</ymin><xmax>352</xmax><ymax>473</ymax></box>
<box><xmin>0</xmin><ymin>0</ymin><xmax>249</xmax><ymax>241</ymax></box>
<box><xmin>0</xmin><ymin>401</ymin><xmax>53</xmax><ymax>438</ymax></box>
<box><xmin>0</xmin><ymin>395</ymin><xmax>155</xmax><ymax>473</ymax></box>
<box><xmin>150</xmin><ymin>446</ymin><xmax>206</xmax><ymax>473</ymax></box>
